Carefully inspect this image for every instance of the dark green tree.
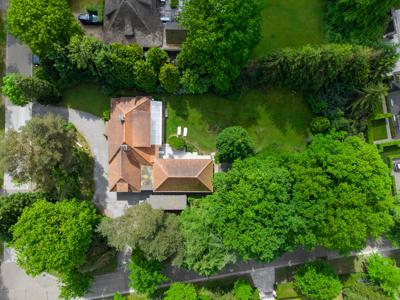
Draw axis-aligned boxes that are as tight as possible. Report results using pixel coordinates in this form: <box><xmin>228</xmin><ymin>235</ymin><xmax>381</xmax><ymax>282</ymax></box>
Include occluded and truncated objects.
<box><xmin>145</xmin><ymin>48</ymin><xmax>169</xmax><ymax>72</ymax></box>
<box><xmin>310</xmin><ymin>117</ymin><xmax>331</xmax><ymax>133</ymax></box>
<box><xmin>289</xmin><ymin>131</ymin><xmax>394</xmax><ymax>253</ymax></box>
<box><xmin>97</xmin><ymin>203</ymin><xmax>183</xmax><ymax>265</ymax></box>
<box><xmin>164</xmin><ymin>283</ymin><xmax>198</xmax><ymax>300</ymax></box>
<box><xmin>180</xmin><ymin>69</ymin><xmax>210</xmax><ymax>94</ymax></box>
<box><xmin>159</xmin><ymin>63</ymin><xmax>180</xmax><ymax>93</ymax></box>
<box><xmin>177</xmin><ymin>0</ymin><xmax>263</xmax><ymax>93</ymax></box>
<box><xmin>349</xmin><ymin>83</ymin><xmax>388</xmax><ymax>117</ymax></box>
<box><xmin>294</xmin><ymin>261</ymin><xmax>342</xmax><ymax>300</ymax></box>
<box><xmin>133</xmin><ymin>60</ymin><xmax>157</xmax><ymax>92</ymax></box>
<box><xmin>216</xmin><ymin>126</ymin><xmax>254</xmax><ymax>163</ymax></box>
<box><xmin>0</xmin><ymin>192</ymin><xmax>45</xmax><ymax>241</ymax></box>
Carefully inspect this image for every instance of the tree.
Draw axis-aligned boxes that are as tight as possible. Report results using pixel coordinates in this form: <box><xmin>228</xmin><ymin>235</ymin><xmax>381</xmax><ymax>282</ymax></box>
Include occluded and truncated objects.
<box><xmin>0</xmin><ymin>114</ymin><xmax>77</xmax><ymax>194</ymax></box>
<box><xmin>289</xmin><ymin>131</ymin><xmax>394</xmax><ymax>253</ymax></box>
<box><xmin>177</xmin><ymin>0</ymin><xmax>263</xmax><ymax>93</ymax></box>
<box><xmin>310</xmin><ymin>117</ymin><xmax>331</xmax><ymax>133</ymax></box>
<box><xmin>343</xmin><ymin>280</ymin><xmax>391</xmax><ymax>300</ymax></box>
<box><xmin>97</xmin><ymin>203</ymin><xmax>183</xmax><ymax>265</ymax></box>
<box><xmin>349</xmin><ymin>83</ymin><xmax>388</xmax><ymax>117</ymax></box>
<box><xmin>365</xmin><ymin>253</ymin><xmax>400</xmax><ymax>298</ymax></box>
<box><xmin>133</xmin><ymin>60</ymin><xmax>157</xmax><ymax>92</ymax></box>
<box><xmin>159</xmin><ymin>64</ymin><xmax>180</xmax><ymax>93</ymax></box>
<box><xmin>216</xmin><ymin>126</ymin><xmax>254</xmax><ymax>163</ymax></box>
<box><xmin>58</xmin><ymin>271</ymin><xmax>93</xmax><ymax>300</ymax></box>
<box><xmin>180</xmin><ymin>69</ymin><xmax>210</xmax><ymax>94</ymax></box>
<box><xmin>233</xmin><ymin>279</ymin><xmax>258</xmax><ymax>300</ymax></box>
<box><xmin>145</xmin><ymin>48</ymin><xmax>169</xmax><ymax>72</ymax></box>
<box><xmin>294</xmin><ymin>261</ymin><xmax>342</xmax><ymax>300</ymax></box>
<box><xmin>7</xmin><ymin>0</ymin><xmax>80</xmax><ymax>55</ymax></box>
<box><xmin>0</xmin><ymin>192</ymin><xmax>45</xmax><ymax>241</ymax></box>
<box><xmin>128</xmin><ymin>250</ymin><xmax>167</xmax><ymax>296</ymax></box>
<box><xmin>326</xmin><ymin>0</ymin><xmax>398</xmax><ymax>42</ymax></box>
<box><xmin>2</xmin><ymin>73</ymin><xmax>59</xmax><ymax>105</ymax></box>
<box><xmin>164</xmin><ymin>283</ymin><xmax>198</xmax><ymax>300</ymax></box>
<box><xmin>11</xmin><ymin>199</ymin><xmax>97</xmax><ymax>275</ymax></box>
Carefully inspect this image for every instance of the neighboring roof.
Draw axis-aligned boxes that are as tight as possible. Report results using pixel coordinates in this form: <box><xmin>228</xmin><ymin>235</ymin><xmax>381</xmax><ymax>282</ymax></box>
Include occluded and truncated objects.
<box><xmin>147</xmin><ymin>194</ymin><xmax>187</xmax><ymax>210</ymax></box>
<box><xmin>153</xmin><ymin>159</ymin><xmax>213</xmax><ymax>192</ymax></box>
<box><xmin>165</xmin><ymin>22</ymin><xmax>187</xmax><ymax>45</ymax></box>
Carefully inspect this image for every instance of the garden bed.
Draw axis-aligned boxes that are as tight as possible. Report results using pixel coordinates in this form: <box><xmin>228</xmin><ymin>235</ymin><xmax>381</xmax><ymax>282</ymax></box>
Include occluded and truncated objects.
<box><xmin>371</xmin><ymin>118</ymin><xmax>388</xmax><ymax>141</ymax></box>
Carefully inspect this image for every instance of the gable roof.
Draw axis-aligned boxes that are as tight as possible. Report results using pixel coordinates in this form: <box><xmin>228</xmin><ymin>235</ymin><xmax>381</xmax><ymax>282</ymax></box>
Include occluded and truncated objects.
<box><xmin>153</xmin><ymin>159</ymin><xmax>213</xmax><ymax>192</ymax></box>
<box><xmin>109</xmin><ymin>148</ymin><xmax>141</xmax><ymax>192</ymax></box>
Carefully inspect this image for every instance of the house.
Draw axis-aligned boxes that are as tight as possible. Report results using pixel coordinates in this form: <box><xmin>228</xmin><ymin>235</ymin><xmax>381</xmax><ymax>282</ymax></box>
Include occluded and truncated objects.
<box><xmin>104</xmin><ymin>0</ymin><xmax>163</xmax><ymax>47</ymax></box>
<box><xmin>105</xmin><ymin>97</ymin><xmax>213</xmax><ymax>208</ymax></box>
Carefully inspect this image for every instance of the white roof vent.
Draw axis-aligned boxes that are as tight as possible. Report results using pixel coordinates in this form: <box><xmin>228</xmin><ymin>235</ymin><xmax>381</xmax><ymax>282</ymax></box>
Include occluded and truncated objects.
<box><xmin>118</xmin><ymin>114</ymin><xmax>125</xmax><ymax>123</ymax></box>
<box><xmin>121</xmin><ymin>144</ymin><xmax>128</xmax><ymax>151</ymax></box>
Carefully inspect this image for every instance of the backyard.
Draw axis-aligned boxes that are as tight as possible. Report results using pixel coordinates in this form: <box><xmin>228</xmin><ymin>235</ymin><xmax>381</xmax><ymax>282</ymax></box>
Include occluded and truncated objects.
<box><xmin>252</xmin><ymin>0</ymin><xmax>325</xmax><ymax>58</ymax></box>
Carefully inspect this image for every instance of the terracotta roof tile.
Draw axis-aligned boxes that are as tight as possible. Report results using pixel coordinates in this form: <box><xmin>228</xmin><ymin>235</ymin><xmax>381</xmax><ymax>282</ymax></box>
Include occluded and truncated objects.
<box><xmin>109</xmin><ymin>148</ymin><xmax>141</xmax><ymax>192</ymax></box>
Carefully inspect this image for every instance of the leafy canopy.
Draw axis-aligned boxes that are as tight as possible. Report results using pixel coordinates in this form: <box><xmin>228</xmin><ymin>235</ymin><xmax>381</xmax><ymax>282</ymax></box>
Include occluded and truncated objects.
<box><xmin>164</xmin><ymin>283</ymin><xmax>197</xmax><ymax>300</ymax></box>
<box><xmin>216</xmin><ymin>126</ymin><xmax>254</xmax><ymax>163</ymax></box>
<box><xmin>11</xmin><ymin>199</ymin><xmax>97</xmax><ymax>275</ymax></box>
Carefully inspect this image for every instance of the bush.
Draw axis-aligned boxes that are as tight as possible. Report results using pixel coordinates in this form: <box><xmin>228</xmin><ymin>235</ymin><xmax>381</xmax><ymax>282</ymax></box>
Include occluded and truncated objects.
<box><xmin>102</xmin><ymin>110</ymin><xmax>110</xmax><ymax>121</ymax></box>
<box><xmin>128</xmin><ymin>250</ymin><xmax>167</xmax><ymax>296</ymax></box>
<box><xmin>170</xmin><ymin>0</ymin><xmax>179</xmax><ymax>9</ymax></box>
<box><xmin>168</xmin><ymin>136</ymin><xmax>186</xmax><ymax>150</ymax></box>
<box><xmin>164</xmin><ymin>283</ymin><xmax>197</xmax><ymax>300</ymax></box>
<box><xmin>310</xmin><ymin>117</ymin><xmax>331</xmax><ymax>133</ymax></box>
<box><xmin>133</xmin><ymin>60</ymin><xmax>157</xmax><ymax>92</ymax></box>
<box><xmin>343</xmin><ymin>281</ymin><xmax>391</xmax><ymax>300</ymax></box>
<box><xmin>216</xmin><ymin>126</ymin><xmax>254</xmax><ymax>163</ymax></box>
<box><xmin>145</xmin><ymin>48</ymin><xmax>169</xmax><ymax>72</ymax></box>
<box><xmin>59</xmin><ymin>271</ymin><xmax>93</xmax><ymax>300</ymax></box>
<box><xmin>365</xmin><ymin>253</ymin><xmax>400</xmax><ymax>298</ymax></box>
<box><xmin>294</xmin><ymin>261</ymin><xmax>342</xmax><ymax>300</ymax></box>
<box><xmin>233</xmin><ymin>279</ymin><xmax>258</xmax><ymax>300</ymax></box>
<box><xmin>86</xmin><ymin>4</ymin><xmax>104</xmax><ymax>23</ymax></box>
<box><xmin>159</xmin><ymin>63</ymin><xmax>180</xmax><ymax>93</ymax></box>
<box><xmin>180</xmin><ymin>69</ymin><xmax>210</xmax><ymax>94</ymax></box>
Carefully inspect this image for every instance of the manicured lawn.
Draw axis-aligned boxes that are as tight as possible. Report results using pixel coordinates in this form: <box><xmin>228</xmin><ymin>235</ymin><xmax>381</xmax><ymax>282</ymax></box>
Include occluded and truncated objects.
<box><xmin>59</xmin><ymin>83</ymin><xmax>110</xmax><ymax>117</ymax></box>
<box><xmin>371</xmin><ymin>119</ymin><xmax>388</xmax><ymax>141</ymax></box>
<box><xmin>276</xmin><ymin>282</ymin><xmax>301</xmax><ymax>299</ymax></box>
<box><xmin>68</xmin><ymin>0</ymin><xmax>103</xmax><ymax>12</ymax></box>
<box><xmin>252</xmin><ymin>0</ymin><xmax>325</xmax><ymax>59</ymax></box>
<box><xmin>166</xmin><ymin>87</ymin><xmax>313</xmax><ymax>154</ymax></box>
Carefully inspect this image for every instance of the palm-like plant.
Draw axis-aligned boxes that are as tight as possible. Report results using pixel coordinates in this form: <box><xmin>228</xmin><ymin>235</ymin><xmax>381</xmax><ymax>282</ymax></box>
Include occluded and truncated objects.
<box><xmin>349</xmin><ymin>83</ymin><xmax>388</xmax><ymax>117</ymax></box>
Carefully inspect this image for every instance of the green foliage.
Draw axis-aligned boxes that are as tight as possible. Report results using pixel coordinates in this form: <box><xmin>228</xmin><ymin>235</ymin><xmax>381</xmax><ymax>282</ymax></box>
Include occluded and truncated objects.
<box><xmin>168</xmin><ymin>135</ymin><xmax>186</xmax><ymax>150</ymax></box>
<box><xmin>170</xmin><ymin>0</ymin><xmax>179</xmax><ymax>9</ymax></box>
<box><xmin>180</xmin><ymin>69</ymin><xmax>210</xmax><ymax>94</ymax></box>
<box><xmin>145</xmin><ymin>48</ymin><xmax>169</xmax><ymax>72</ymax></box>
<box><xmin>133</xmin><ymin>60</ymin><xmax>157</xmax><ymax>92</ymax></box>
<box><xmin>289</xmin><ymin>132</ymin><xmax>394</xmax><ymax>253</ymax></box>
<box><xmin>310</xmin><ymin>117</ymin><xmax>330</xmax><ymax>133</ymax></box>
<box><xmin>97</xmin><ymin>203</ymin><xmax>183</xmax><ymax>265</ymax></box>
<box><xmin>0</xmin><ymin>192</ymin><xmax>45</xmax><ymax>241</ymax></box>
<box><xmin>11</xmin><ymin>199</ymin><xmax>97</xmax><ymax>275</ymax></box>
<box><xmin>177</xmin><ymin>0</ymin><xmax>263</xmax><ymax>93</ymax></box>
<box><xmin>215</xmin><ymin>126</ymin><xmax>254</xmax><ymax>163</ymax></box>
<box><xmin>164</xmin><ymin>283</ymin><xmax>198</xmax><ymax>300</ymax></box>
<box><xmin>326</xmin><ymin>0</ymin><xmax>398</xmax><ymax>42</ymax></box>
<box><xmin>0</xmin><ymin>114</ymin><xmax>77</xmax><ymax>194</ymax></box>
<box><xmin>7</xmin><ymin>0</ymin><xmax>80</xmax><ymax>55</ymax></box>
<box><xmin>86</xmin><ymin>3</ymin><xmax>104</xmax><ymax>23</ymax></box>
<box><xmin>256</xmin><ymin>44</ymin><xmax>397</xmax><ymax>93</ymax></box>
<box><xmin>128</xmin><ymin>250</ymin><xmax>167</xmax><ymax>296</ymax></box>
<box><xmin>2</xmin><ymin>73</ymin><xmax>59</xmax><ymax>105</ymax></box>
<box><xmin>349</xmin><ymin>83</ymin><xmax>388</xmax><ymax>117</ymax></box>
<box><xmin>233</xmin><ymin>279</ymin><xmax>258</xmax><ymax>300</ymax></box>
<box><xmin>294</xmin><ymin>261</ymin><xmax>342</xmax><ymax>300</ymax></box>
<box><xmin>343</xmin><ymin>281</ymin><xmax>391</xmax><ymax>300</ymax></box>
<box><xmin>159</xmin><ymin>63</ymin><xmax>180</xmax><ymax>93</ymax></box>
<box><xmin>58</xmin><ymin>270</ymin><xmax>93</xmax><ymax>300</ymax></box>
<box><xmin>102</xmin><ymin>109</ymin><xmax>110</xmax><ymax>121</ymax></box>
<box><xmin>365</xmin><ymin>253</ymin><xmax>400</xmax><ymax>298</ymax></box>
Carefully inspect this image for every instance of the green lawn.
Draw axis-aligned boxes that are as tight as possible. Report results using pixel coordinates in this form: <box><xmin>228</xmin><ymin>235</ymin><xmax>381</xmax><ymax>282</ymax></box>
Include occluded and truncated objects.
<box><xmin>68</xmin><ymin>0</ymin><xmax>103</xmax><ymax>12</ymax></box>
<box><xmin>371</xmin><ymin>119</ymin><xmax>388</xmax><ymax>141</ymax></box>
<box><xmin>252</xmin><ymin>0</ymin><xmax>325</xmax><ymax>58</ymax></box>
<box><xmin>166</xmin><ymin>87</ymin><xmax>313</xmax><ymax>154</ymax></box>
<box><xmin>59</xmin><ymin>83</ymin><xmax>110</xmax><ymax>117</ymax></box>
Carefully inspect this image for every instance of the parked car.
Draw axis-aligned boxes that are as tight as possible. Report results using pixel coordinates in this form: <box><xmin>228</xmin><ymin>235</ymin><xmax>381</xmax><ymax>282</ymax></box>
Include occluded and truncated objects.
<box><xmin>78</xmin><ymin>13</ymin><xmax>100</xmax><ymax>25</ymax></box>
<box><xmin>394</xmin><ymin>161</ymin><xmax>400</xmax><ymax>172</ymax></box>
<box><xmin>32</xmin><ymin>55</ymin><xmax>40</xmax><ymax>66</ymax></box>
<box><xmin>160</xmin><ymin>16</ymin><xmax>171</xmax><ymax>23</ymax></box>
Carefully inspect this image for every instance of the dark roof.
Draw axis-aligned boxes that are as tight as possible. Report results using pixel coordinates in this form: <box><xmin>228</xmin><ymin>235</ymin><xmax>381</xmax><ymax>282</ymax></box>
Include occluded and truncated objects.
<box><xmin>165</xmin><ymin>22</ymin><xmax>187</xmax><ymax>45</ymax></box>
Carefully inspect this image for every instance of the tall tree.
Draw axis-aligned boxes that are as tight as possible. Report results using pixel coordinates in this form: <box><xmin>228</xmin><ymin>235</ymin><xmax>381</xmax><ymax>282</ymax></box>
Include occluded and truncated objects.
<box><xmin>289</xmin><ymin>131</ymin><xmax>394</xmax><ymax>253</ymax></box>
<box><xmin>7</xmin><ymin>0</ymin><xmax>80</xmax><ymax>55</ymax></box>
<box><xmin>159</xmin><ymin>63</ymin><xmax>180</xmax><ymax>93</ymax></box>
<box><xmin>349</xmin><ymin>83</ymin><xmax>388</xmax><ymax>117</ymax></box>
<box><xmin>216</xmin><ymin>126</ymin><xmax>254</xmax><ymax>163</ymax></box>
<box><xmin>177</xmin><ymin>0</ymin><xmax>263</xmax><ymax>93</ymax></box>
<box><xmin>0</xmin><ymin>114</ymin><xmax>77</xmax><ymax>193</ymax></box>
<box><xmin>97</xmin><ymin>203</ymin><xmax>183</xmax><ymax>265</ymax></box>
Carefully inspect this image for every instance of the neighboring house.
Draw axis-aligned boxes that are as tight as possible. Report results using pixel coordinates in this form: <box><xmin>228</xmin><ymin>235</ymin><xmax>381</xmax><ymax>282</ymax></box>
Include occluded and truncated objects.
<box><xmin>163</xmin><ymin>22</ymin><xmax>187</xmax><ymax>51</ymax></box>
<box><xmin>105</xmin><ymin>97</ymin><xmax>213</xmax><ymax>209</ymax></box>
<box><xmin>104</xmin><ymin>0</ymin><xmax>163</xmax><ymax>47</ymax></box>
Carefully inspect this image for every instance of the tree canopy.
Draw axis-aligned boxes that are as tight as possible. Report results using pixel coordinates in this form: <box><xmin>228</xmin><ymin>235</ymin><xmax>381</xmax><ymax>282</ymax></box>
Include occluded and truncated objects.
<box><xmin>177</xmin><ymin>0</ymin><xmax>263</xmax><ymax>93</ymax></box>
<box><xmin>11</xmin><ymin>199</ymin><xmax>97</xmax><ymax>275</ymax></box>
<box><xmin>216</xmin><ymin>126</ymin><xmax>254</xmax><ymax>163</ymax></box>
<box><xmin>7</xmin><ymin>0</ymin><xmax>80</xmax><ymax>55</ymax></box>
<box><xmin>97</xmin><ymin>203</ymin><xmax>183</xmax><ymax>265</ymax></box>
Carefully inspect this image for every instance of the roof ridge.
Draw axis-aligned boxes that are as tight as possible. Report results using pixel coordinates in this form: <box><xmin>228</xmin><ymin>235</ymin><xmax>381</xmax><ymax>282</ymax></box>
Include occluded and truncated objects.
<box><xmin>196</xmin><ymin>160</ymin><xmax>213</xmax><ymax>189</ymax></box>
<box><xmin>153</xmin><ymin>159</ymin><xmax>169</xmax><ymax>190</ymax></box>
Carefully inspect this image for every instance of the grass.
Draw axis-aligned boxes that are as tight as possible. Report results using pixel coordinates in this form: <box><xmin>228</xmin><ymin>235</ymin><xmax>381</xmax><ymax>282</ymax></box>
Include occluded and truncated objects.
<box><xmin>276</xmin><ymin>282</ymin><xmax>302</xmax><ymax>299</ymax></box>
<box><xmin>166</xmin><ymin>87</ymin><xmax>313</xmax><ymax>154</ymax></box>
<box><xmin>252</xmin><ymin>0</ymin><xmax>326</xmax><ymax>58</ymax></box>
<box><xmin>68</xmin><ymin>0</ymin><xmax>103</xmax><ymax>13</ymax></box>
<box><xmin>371</xmin><ymin>119</ymin><xmax>388</xmax><ymax>141</ymax></box>
<box><xmin>59</xmin><ymin>83</ymin><xmax>110</xmax><ymax>117</ymax></box>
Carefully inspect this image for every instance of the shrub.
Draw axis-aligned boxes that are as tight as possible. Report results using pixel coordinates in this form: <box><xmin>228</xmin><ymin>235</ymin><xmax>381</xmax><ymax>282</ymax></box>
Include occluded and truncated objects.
<box><xmin>86</xmin><ymin>4</ymin><xmax>104</xmax><ymax>23</ymax></box>
<box><xmin>216</xmin><ymin>126</ymin><xmax>254</xmax><ymax>163</ymax></box>
<box><xmin>233</xmin><ymin>279</ymin><xmax>258</xmax><ymax>300</ymax></box>
<box><xmin>294</xmin><ymin>261</ymin><xmax>342</xmax><ymax>300</ymax></box>
<box><xmin>168</xmin><ymin>136</ymin><xmax>186</xmax><ymax>150</ymax></box>
<box><xmin>343</xmin><ymin>281</ymin><xmax>391</xmax><ymax>300</ymax></box>
<box><xmin>159</xmin><ymin>63</ymin><xmax>180</xmax><ymax>93</ymax></box>
<box><xmin>102</xmin><ymin>110</ymin><xmax>110</xmax><ymax>121</ymax></box>
<box><xmin>180</xmin><ymin>69</ymin><xmax>210</xmax><ymax>94</ymax></box>
<box><xmin>365</xmin><ymin>253</ymin><xmax>400</xmax><ymax>298</ymax></box>
<box><xmin>128</xmin><ymin>250</ymin><xmax>167</xmax><ymax>296</ymax></box>
<box><xmin>133</xmin><ymin>60</ymin><xmax>157</xmax><ymax>92</ymax></box>
<box><xmin>310</xmin><ymin>117</ymin><xmax>331</xmax><ymax>133</ymax></box>
<box><xmin>145</xmin><ymin>48</ymin><xmax>169</xmax><ymax>72</ymax></box>
<box><xmin>164</xmin><ymin>283</ymin><xmax>197</xmax><ymax>300</ymax></box>
<box><xmin>170</xmin><ymin>0</ymin><xmax>179</xmax><ymax>9</ymax></box>
<box><xmin>59</xmin><ymin>271</ymin><xmax>93</xmax><ymax>300</ymax></box>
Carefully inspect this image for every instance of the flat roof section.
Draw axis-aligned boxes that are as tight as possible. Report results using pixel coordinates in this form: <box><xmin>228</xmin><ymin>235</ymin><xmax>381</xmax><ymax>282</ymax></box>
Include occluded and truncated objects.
<box><xmin>151</xmin><ymin>100</ymin><xmax>163</xmax><ymax>145</ymax></box>
<box><xmin>147</xmin><ymin>194</ymin><xmax>187</xmax><ymax>210</ymax></box>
